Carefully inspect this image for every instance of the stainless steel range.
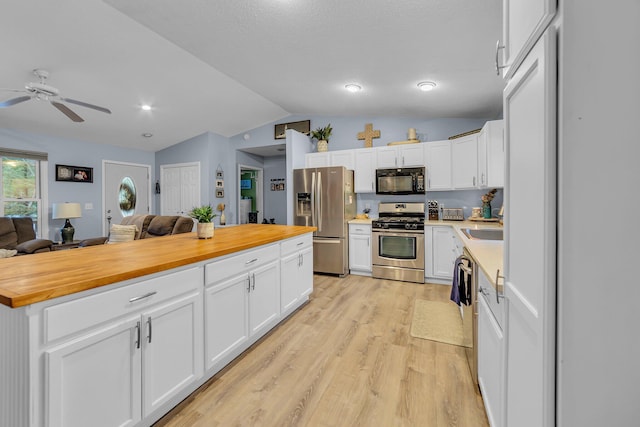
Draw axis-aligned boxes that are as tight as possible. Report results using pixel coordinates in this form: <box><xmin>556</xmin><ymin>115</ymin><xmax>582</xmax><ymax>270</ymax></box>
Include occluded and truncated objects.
<box><xmin>371</xmin><ymin>202</ymin><xmax>425</xmax><ymax>283</ymax></box>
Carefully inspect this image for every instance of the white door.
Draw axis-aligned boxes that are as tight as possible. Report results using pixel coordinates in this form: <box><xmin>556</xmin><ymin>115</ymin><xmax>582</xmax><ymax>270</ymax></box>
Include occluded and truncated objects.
<box><xmin>426</xmin><ymin>141</ymin><xmax>452</xmax><ymax>190</ymax></box>
<box><xmin>503</xmin><ymin>29</ymin><xmax>556</xmax><ymax>427</ymax></box>
<box><xmin>248</xmin><ymin>260</ymin><xmax>280</xmax><ymax>338</ymax></box>
<box><xmin>452</xmin><ymin>134</ymin><xmax>478</xmax><ymax>189</ymax></box>
<box><xmin>160</xmin><ymin>163</ymin><xmax>200</xmax><ymax>216</ymax></box>
<box><xmin>104</xmin><ymin>161</ymin><xmax>151</xmax><ymax>234</ymax></box>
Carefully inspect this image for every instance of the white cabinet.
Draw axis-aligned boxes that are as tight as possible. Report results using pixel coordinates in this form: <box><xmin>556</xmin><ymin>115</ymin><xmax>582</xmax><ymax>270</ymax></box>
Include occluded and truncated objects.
<box><xmin>45</xmin><ymin>268</ymin><xmax>203</xmax><ymax>427</ymax></box>
<box><xmin>425</xmin><ymin>141</ymin><xmax>452</xmax><ymax>190</ymax></box>
<box><xmin>280</xmin><ymin>235</ymin><xmax>314</xmax><ymax>317</ymax></box>
<box><xmin>204</xmin><ymin>244</ymin><xmax>281</xmax><ymax>372</ymax></box>
<box><xmin>452</xmin><ymin>134</ymin><xmax>478</xmax><ymax>189</ymax></box>
<box><xmin>478</xmin><ymin>120</ymin><xmax>505</xmax><ymax>188</ymax></box>
<box><xmin>305</xmin><ymin>152</ymin><xmax>330</xmax><ymax>168</ymax></box>
<box><xmin>353</xmin><ymin>148</ymin><xmax>376</xmax><ymax>193</ymax></box>
<box><xmin>425</xmin><ymin>226</ymin><xmax>459</xmax><ymax>280</ymax></box>
<box><xmin>330</xmin><ymin>150</ymin><xmax>355</xmax><ymax>170</ymax></box>
<box><xmin>376</xmin><ymin>144</ymin><xmax>426</xmax><ymax>168</ymax></box>
<box><xmin>348</xmin><ymin>223</ymin><xmax>372</xmax><ymax>275</ymax></box>
<box><xmin>478</xmin><ymin>289</ymin><xmax>504</xmax><ymax>427</ymax></box>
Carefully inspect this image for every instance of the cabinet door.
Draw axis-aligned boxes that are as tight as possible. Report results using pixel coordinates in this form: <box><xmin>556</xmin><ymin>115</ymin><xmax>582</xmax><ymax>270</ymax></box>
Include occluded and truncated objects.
<box><xmin>487</xmin><ymin>120</ymin><xmax>505</xmax><ymax>188</ymax></box>
<box><xmin>432</xmin><ymin>226</ymin><xmax>457</xmax><ymax>279</ymax></box>
<box><xmin>398</xmin><ymin>144</ymin><xmax>426</xmax><ymax>167</ymax></box>
<box><xmin>281</xmin><ymin>251</ymin><xmax>302</xmax><ymax>313</ymax></box>
<box><xmin>349</xmin><ymin>233</ymin><xmax>372</xmax><ymax>273</ymax></box>
<box><xmin>503</xmin><ymin>30</ymin><xmax>556</xmax><ymax>427</ymax></box>
<box><xmin>477</xmin><ymin>126</ymin><xmax>488</xmax><ymax>188</ymax></box>
<box><xmin>298</xmin><ymin>246</ymin><xmax>314</xmax><ymax>298</ymax></box>
<box><xmin>452</xmin><ymin>134</ymin><xmax>478</xmax><ymax>189</ymax></box>
<box><xmin>305</xmin><ymin>152</ymin><xmax>330</xmax><ymax>168</ymax></box>
<box><xmin>426</xmin><ymin>141</ymin><xmax>452</xmax><ymax>190</ymax></box>
<box><xmin>376</xmin><ymin>146</ymin><xmax>398</xmax><ymax>168</ymax></box>
<box><xmin>249</xmin><ymin>260</ymin><xmax>280</xmax><ymax>338</ymax></box>
<box><xmin>354</xmin><ymin>148</ymin><xmax>376</xmax><ymax>193</ymax></box>
<box><xmin>204</xmin><ymin>273</ymin><xmax>249</xmax><ymax>371</ymax></box>
<box><xmin>502</xmin><ymin>0</ymin><xmax>556</xmax><ymax>78</ymax></box>
<box><xmin>142</xmin><ymin>290</ymin><xmax>203</xmax><ymax>417</ymax></box>
<box><xmin>478</xmin><ymin>295</ymin><xmax>504</xmax><ymax>427</ymax></box>
<box><xmin>46</xmin><ymin>316</ymin><xmax>142</xmax><ymax>427</ymax></box>
<box><xmin>330</xmin><ymin>150</ymin><xmax>355</xmax><ymax>170</ymax></box>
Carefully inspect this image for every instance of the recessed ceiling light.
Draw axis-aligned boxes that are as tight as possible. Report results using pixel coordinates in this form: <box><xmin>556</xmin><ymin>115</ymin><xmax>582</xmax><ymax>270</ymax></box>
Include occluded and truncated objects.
<box><xmin>417</xmin><ymin>81</ymin><xmax>436</xmax><ymax>92</ymax></box>
<box><xmin>141</xmin><ymin>104</ymin><xmax>152</xmax><ymax>111</ymax></box>
<box><xmin>142</xmin><ymin>133</ymin><xmax>153</xmax><ymax>138</ymax></box>
<box><xmin>345</xmin><ymin>84</ymin><xmax>362</xmax><ymax>93</ymax></box>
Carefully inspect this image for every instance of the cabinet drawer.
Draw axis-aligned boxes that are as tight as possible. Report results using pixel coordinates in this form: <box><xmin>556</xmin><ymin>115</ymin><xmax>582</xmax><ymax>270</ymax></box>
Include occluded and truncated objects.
<box><xmin>205</xmin><ymin>244</ymin><xmax>278</xmax><ymax>285</ymax></box>
<box><xmin>280</xmin><ymin>234</ymin><xmax>312</xmax><ymax>256</ymax></box>
<box><xmin>44</xmin><ymin>267</ymin><xmax>203</xmax><ymax>344</ymax></box>
<box><xmin>349</xmin><ymin>224</ymin><xmax>371</xmax><ymax>235</ymax></box>
<box><xmin>478</xmin><ymin>269</ymin><xmax>505</xmax><ymax>329</ymax></box>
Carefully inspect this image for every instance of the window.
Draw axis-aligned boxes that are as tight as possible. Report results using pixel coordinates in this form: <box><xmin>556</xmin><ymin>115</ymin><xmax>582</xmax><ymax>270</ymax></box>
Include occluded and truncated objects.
<box><xmin>0</xmin><ymin>148</ymin><xmax>48</xmax><ymax>237</ymax></box>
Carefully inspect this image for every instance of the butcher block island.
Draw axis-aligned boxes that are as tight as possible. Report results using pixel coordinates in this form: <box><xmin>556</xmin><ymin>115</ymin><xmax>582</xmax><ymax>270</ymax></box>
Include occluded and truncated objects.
<box><xmin>0</xmin><ymin>224</ymin><xmax>315</xmax><ymax>427</ymax></box>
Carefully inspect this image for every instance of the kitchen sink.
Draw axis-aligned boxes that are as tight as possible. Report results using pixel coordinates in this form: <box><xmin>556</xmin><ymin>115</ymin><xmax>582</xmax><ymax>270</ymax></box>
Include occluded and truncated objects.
<box><xmin>461</xmin><ymin>228</ymin><xmax>503</xmax><ymax>241</ymax></box>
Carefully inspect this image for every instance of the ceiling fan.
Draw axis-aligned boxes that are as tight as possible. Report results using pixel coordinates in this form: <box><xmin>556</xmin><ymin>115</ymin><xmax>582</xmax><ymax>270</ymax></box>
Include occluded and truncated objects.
<box><xmin>0</xmin><ymin>69</ymin><xmax>111</xmax><ymax>122</ymax></box>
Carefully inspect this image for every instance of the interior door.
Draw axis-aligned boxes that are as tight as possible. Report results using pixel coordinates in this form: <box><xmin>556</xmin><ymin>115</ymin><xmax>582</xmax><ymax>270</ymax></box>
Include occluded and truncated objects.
<box><xmin>104</xmin><ymin>161</ymin><xmax>150</xmax><ymax>234</ymax></box>
<box><xmin>160</xmin><ymin>163</ymin><xmax>200</xmax><ymax>216</ymax></box>
<box><xmin>503</xmin><ymin>29</ymin><xmax>556</xmax><ymax>427</ymax></box>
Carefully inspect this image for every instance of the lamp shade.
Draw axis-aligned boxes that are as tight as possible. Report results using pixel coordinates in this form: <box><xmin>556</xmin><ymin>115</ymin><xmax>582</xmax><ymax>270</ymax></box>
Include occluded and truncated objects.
<box><xmin>52</xmin><ymin>202</ymin><xmax>82</xmax><ymax>219</ymax></box>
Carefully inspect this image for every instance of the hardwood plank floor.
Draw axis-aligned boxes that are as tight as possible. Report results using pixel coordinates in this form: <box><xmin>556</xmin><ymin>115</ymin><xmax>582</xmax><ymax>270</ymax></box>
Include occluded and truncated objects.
<box><xmin>155</xmin><ymin>274</ymin><xmax>489</xmax><ymax>427</ymax></box>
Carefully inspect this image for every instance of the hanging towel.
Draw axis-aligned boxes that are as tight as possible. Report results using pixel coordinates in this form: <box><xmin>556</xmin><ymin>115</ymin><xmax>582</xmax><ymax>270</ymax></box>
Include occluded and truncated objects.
<box><xmin>450</xmin><ymin>255</ymin><xmax>465</xmax><ymax>305</ymax></box>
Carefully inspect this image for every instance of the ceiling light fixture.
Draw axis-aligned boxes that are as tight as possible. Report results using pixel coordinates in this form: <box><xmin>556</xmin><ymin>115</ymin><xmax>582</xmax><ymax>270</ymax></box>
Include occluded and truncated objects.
<box><xmin>345</xmin><ymin>84</ymin><xmax>362</xmax><ymax>93</ymax></box>
<box><xmin>141</xmin><ymin>104</ymin><xmax>152</xmax><ymax>111</ymax></box>
<box><xmin>417</xmin><ymin>81</ymin><xmax>436</xmax><ymax>92</ymax></box>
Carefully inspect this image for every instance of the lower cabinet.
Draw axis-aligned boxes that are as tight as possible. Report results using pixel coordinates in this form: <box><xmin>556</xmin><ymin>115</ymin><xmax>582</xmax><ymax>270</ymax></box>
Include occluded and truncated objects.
<box><xmin>46</xmin><ymin>281</ymin><xmax>203</xmax><ymax>427</ymax></box>
<box><xmin>425</xmin><ymin>225</ymin><xmax>461</xmax><ymax>281</ymax></box>
<box><xmin>348</xmin><ymin>223</ymin><xmax>372</xmax><ymax>275</ymax></box>
<box><xmin>280</xmin><ymin>235</ymin><xmax>313</xmax><ymax>317</ymax></box>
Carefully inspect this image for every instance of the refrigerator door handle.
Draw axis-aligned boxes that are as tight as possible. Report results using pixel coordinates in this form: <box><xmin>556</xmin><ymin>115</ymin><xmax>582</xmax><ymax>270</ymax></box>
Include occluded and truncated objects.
<box><xmin>317</xmin><ymin>171</ymin><xmax>322</xmax><ymax>232</ymax></box>
<box><xmin>311</xmin><ymin>172</ymin><xmax>316</xmax><ymax>228</ymax></box>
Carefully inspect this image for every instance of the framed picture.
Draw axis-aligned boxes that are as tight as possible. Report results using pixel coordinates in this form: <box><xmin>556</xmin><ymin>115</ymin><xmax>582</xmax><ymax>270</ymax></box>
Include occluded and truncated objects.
<box><xmin>215</xmin><ymin>179</ymin><xmax>224</xmax><ymax>188</ymax></box>
<box><xmin>216</xmin><ymin>189</ymin><xmax>224</xmax><ymax>198</ymax></box>
<box><xmin>55</xmin><ymin>164</ymin><xmax>93</xmax><ymax>183</ymax></box>
<box><xmin>216</xmin><ymin>171</ymin><xmax>223</xmax><ymax>179</ymax></box>
<box><xmin>274</xmin><ymin>120</ymin><xmax>310</xmax><ymax>140</ymax></box>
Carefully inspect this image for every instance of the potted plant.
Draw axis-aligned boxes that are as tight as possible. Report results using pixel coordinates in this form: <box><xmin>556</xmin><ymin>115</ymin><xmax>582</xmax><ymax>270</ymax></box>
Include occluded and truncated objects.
<box><xmin>310</xmin><ymin>123</ymin><xmax>333</xmax><ymax>152</ymax></box>
<box><xmin>189</xmin><ymin>205</ymin><xmax>217</xmax><ymax>239</ymax></box>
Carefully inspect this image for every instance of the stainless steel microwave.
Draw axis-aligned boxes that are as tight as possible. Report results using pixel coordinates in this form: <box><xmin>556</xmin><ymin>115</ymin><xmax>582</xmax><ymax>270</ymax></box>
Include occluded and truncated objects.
<box><xmin>376</xmin><ymin>167</ymin><xmax>425</xmax><ymax>195</ymax></box>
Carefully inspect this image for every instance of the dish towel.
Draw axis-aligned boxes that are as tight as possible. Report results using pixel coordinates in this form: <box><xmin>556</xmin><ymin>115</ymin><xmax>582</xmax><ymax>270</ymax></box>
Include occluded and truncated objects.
<box><xmin>450</xmin><ymin>255</ymin><xmax>464</xmax><ymax>305</ymax></box>
<box><xmin>450</xmin><ymin>256</ymin><xmax>471</xmax><ymax>306</ymax></box>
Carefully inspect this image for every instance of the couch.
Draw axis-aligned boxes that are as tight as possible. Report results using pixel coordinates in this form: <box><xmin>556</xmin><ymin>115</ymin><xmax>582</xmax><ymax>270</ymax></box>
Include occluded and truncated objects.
<box><xmin>79</xmin><ymin>214</ymin><xmax>195</xmax><ymax>246</ymax></box>
<box><xmin>0</xmin><ymin>217</ymin><xmax>54</xmax><ymax>256</ymax></box>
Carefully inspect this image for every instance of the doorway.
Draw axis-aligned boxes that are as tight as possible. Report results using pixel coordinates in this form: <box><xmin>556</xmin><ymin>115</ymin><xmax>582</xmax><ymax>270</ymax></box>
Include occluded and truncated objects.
<box><xmin>237</xmin><ymin>165</ymin><xmax>263</xmax><ymax>224</ymax></box>
<box><xmin>103</xmin><ymin>161</ymin><xmax>151</xmax><ymax>235</ymax></box>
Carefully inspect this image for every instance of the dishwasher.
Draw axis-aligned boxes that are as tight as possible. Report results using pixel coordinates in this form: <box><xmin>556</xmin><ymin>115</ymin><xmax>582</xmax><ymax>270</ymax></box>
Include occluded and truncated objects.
<box><xmin>458</xmin><ymin>248</ymin><xmax>478</xmax><ymax>386</ymax></box>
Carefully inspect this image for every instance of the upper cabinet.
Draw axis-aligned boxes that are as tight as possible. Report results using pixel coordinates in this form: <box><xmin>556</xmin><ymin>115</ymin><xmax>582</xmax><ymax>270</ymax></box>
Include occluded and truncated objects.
<box><xmin>426</xmin><ymin>141</ymin><xmax>452</xmax><ymax>190</ymax></box>
<box><xmin>353</xmin><ymin>148</ymin><xmax>376</xmax><ymax>193</ymax></box>
<box><xmin>305</xmin><ymin>152</ymin><xmax>330</xmax><ymax>168</ymax></box>
<box><xmin>478</xmin><ymin>120</ymin><xmax>505</xmax><ymax>188</ymax></box>
<box><xmin>452</xmin><ymin>134</ymin><xmax>478</xmax><ymax>189</ymax></box>
<box><xmin>330</xmin><ymin>150</ymin><xmax>355</xmax><ymax>170</ymax></box>
<box><xmin>500</xmin><ymin>0</ymin><xmax>557</xmax><ymax>79</ymax></box>
<box><xmin>376</xmin><ymin>144</ymin><xmax>426</xmax><ymax>168</ymax></box>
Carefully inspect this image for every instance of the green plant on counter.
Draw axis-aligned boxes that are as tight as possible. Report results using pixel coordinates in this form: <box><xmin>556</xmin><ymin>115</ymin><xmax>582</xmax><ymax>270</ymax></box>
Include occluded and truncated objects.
<box><xmin>310</xmin><ymin>123</ymin><xmax>333</xmax><ymax>142</ymax></box>
<box><xmin>188</xmin><ymin>205</ymin><xmax>217</xmax><ymax>223</ymax></box>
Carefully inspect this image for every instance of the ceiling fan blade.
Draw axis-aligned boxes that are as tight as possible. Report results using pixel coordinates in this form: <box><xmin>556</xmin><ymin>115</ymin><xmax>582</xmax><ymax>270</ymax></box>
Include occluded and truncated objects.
<box><xmin>51</xmin><ymin>101</ymin><xmax>84</xmax><ymax>122</ymax></box>
<box><xmin>61</xmin><ymin>97</ymin><xmax>111</xmax><ymax>114</ymax></box>
<box><xmin>0</xmin><ymin>95</ymin><xmax>32</xmax><ymax>108</ymax></box>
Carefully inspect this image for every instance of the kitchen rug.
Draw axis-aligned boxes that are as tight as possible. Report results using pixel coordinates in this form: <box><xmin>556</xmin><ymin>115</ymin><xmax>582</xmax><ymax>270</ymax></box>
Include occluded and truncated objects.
<box><xmin>410</xmin><ymin>299</ymin><xmax>471</xmax><ymax>348</ymax></box>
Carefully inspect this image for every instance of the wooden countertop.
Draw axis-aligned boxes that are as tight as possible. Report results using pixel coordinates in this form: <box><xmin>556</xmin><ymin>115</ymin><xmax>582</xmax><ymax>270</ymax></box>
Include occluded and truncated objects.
<box><xmin>0</xmin><ymin>224</ymin><xmax>315</xmax><ymax>308</ymax></box>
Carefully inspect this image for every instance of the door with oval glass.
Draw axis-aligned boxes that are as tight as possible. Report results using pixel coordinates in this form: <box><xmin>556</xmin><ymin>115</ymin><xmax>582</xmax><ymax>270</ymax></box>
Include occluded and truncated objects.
<box><xmin>103</xmin><ymin>161</ymin><xmax>151</xmax><ymax>235</ymax></box>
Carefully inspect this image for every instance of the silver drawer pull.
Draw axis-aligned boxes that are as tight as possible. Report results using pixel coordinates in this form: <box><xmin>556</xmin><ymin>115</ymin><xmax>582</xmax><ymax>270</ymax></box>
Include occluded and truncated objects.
<box><xmin>297</xmin><ymin>242</ymin><xmax>304</xmax><ymax>246</ymax></box>
<box><xmin>245</xmin><ymin>258</ymin><xmax>258</xmax><ymax>265</ymax></box>
<box><xmin>129</xmin><ymin>291</ymin><xmax>157</xmax><ymax>303</ymax></box>
<box><xmin>479</xmin><ymin>287</ymin><xmax>489</xmax><ymax>296</ymax></box>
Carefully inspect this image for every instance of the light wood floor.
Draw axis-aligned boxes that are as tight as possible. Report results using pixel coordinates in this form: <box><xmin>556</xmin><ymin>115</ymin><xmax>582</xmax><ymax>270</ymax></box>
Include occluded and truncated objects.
<box><xmin>155</xmin><ymin>274</ymin><xmax>489</xmax><ymax>427</ymax></box>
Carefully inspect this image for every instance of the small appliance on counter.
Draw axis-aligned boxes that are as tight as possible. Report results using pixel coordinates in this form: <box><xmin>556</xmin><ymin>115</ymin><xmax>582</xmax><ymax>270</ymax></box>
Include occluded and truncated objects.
<box><xmin>427</xmin><ymin>200</ymin><xmax>439</xmax><ymax>220</ymax></box>
<box><xmin>441</xmin><ymin>208</ymin><xmax>464</xmax><ymax>221</ymax></box>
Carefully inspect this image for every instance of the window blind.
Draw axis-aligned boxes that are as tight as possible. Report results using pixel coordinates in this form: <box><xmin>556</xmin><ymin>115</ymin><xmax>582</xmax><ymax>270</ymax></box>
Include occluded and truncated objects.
<box><xmin>0</xmin><ymin>147</ymin><xmax>48</xmax><ymax>161</ymax></box>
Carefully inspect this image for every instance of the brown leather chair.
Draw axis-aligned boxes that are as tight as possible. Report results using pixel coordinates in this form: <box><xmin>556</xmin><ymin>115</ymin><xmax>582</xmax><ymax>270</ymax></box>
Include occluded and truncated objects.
<box><xmin>0</xmin><ymin>217</ymin><xmax>53</xmax><ymax>255</ymax></box>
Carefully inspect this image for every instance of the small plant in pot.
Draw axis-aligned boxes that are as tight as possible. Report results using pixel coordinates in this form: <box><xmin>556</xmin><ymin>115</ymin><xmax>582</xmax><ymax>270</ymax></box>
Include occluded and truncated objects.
<box><xmin>189</xmin><ymin>205</ymin><xmax>217</xmax><ymax>239</ymax></box>
<box><xmin>310</xmin><ymin>123</ymin><xmax>332</xmax><ymax>152</ymax></box>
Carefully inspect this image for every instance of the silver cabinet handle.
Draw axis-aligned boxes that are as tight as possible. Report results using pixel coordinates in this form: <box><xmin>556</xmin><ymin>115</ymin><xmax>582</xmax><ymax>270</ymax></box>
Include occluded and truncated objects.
<box><xmin>252</xmin><ymin>273</ymin><xmax>256</xmax><ymax>290</ymax></box>
<box><xmin>495</xmin><ymin>40</ymin><xmax>507</xmax><ymax>75</ymax></box>
<box><xmin>247</xmin><ymin>275</ymin><xmax>251</xmax><ymax>292</ymax></box>
<box><xmin>473</xmin><ymin>176</ymin><xmax>476</xmax><ymax>186</ymax></box>
<box><xmin>297</xmin><ymin>242</ymin><xmax>304</xmax><ymax>246</ymax></box>
<box><xmin>495</xmin><ymin>269</ymin><xmax>505</xmax><ymax>303</ymax></box>
<box><xmin>367</xmin><ymin>237</ymin><xmax>370</xmax><ymax>247</ymax></box>
<box><xmin>147</xmin><ymin>317</ymin><xmax>152</xmax><ymax>343</ymax></box>
<box><xmin>135</xmin><ymin>321</ymin><xmax>141</xmax><ymax>349</ymax></box>
<box><xmin>479</xmin><ymin>287</ymin><xmax>489</xmax><ymax>296</ymax></box>
<box><xmin>129</xmin><ymin>291</ymin><xmax>157</xmax><ymax>303</ymax></box>
<box><xmin>245</xmin><ymin>258</ymin><xmax>258</xmax><ymax>265</ymax></box>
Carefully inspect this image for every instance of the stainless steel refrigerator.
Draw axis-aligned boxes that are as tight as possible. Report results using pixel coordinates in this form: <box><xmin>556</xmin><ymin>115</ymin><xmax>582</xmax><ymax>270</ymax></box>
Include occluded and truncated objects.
<box><xmin>293</xmin><ymin>166</ymin><xmax>355</xmax><ymax>276</ymax></box>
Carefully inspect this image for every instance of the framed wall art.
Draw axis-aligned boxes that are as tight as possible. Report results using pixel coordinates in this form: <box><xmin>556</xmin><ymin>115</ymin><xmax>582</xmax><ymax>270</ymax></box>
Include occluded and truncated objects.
<box><xmin>55</xmin><ymin>164</ymin><xmax>93</xmax><ymax>183</ymax></box>
<box><xmin>274</xmin><ymin>120</ymin><xmax>310</xmax><ymax>140</ymax></box>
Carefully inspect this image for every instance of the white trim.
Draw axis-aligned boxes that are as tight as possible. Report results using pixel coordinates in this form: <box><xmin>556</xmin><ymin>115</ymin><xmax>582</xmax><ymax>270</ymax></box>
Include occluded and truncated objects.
<box><xmin>102</xmin><ymin>160</ymin><xmax>152</xmax><ymax>235</ymax></box>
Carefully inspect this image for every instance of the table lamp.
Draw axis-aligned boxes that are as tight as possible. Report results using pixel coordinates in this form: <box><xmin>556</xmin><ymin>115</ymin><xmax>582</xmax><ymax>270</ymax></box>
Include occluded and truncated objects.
<box><xmin>52</xmin><ymin>202</ymin><xmax>82</xmax><ymax>243</ymax></box>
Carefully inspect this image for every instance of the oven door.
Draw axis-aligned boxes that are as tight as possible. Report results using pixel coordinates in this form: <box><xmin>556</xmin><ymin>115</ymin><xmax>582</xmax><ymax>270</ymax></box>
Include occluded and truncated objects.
<box><xmin>372</xmin><ymin>230</ymin><xmax>425</xmax><ymax>269</ymax></box>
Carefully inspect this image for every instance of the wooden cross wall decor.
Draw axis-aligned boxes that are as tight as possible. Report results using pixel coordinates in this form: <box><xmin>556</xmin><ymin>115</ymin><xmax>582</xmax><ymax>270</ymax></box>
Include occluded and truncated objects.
<box><xmin>357</xmin><ymin>123</ymin><xmax>381</xmax><ymax>148</ymax></box>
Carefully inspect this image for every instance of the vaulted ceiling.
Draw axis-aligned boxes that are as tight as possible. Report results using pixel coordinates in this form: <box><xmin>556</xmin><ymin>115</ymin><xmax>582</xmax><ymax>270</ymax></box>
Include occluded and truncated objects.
<box><xmin>0</xmin><ymin>0</ymin><xmax>504</xmax><ymax>152</ymax></box>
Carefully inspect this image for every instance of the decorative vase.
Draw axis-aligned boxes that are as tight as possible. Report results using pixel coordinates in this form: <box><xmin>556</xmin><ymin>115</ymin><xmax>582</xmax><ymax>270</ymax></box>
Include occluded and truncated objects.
<box><xmin>317</xmin><ymin>140</ymin><xmax>328</xmax><ymax>152</ymax></box>
<box><xmin>196</xmin><ymin>222</ymin><xmax>214</xmax><ymax>239</ymax></box>
<box><xmin>220</xmin><ymin>211</ymin><xmax>226</xmax><ymax>226</ymax></box>
<box><xmin>482</xmin><ymin>202</ymin><xmax>492</xmax><ymax>219</ymax></box>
